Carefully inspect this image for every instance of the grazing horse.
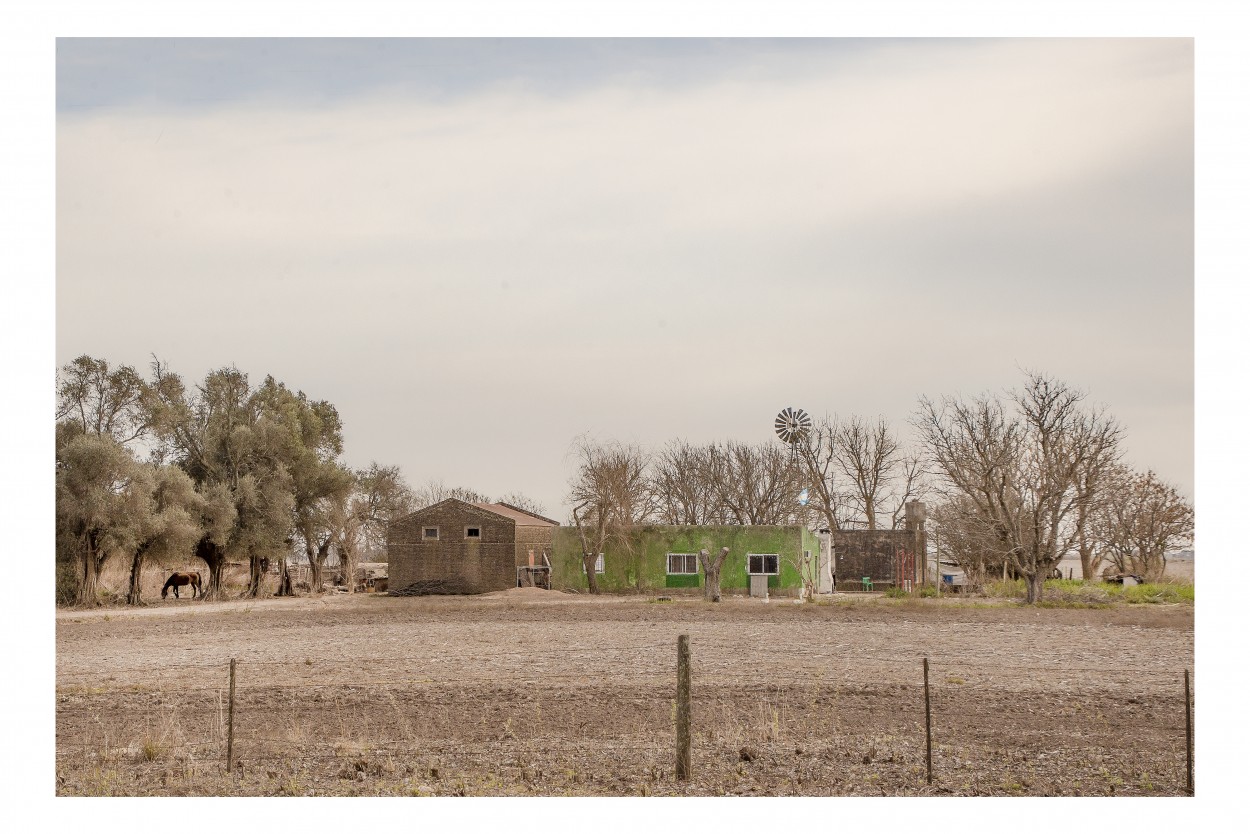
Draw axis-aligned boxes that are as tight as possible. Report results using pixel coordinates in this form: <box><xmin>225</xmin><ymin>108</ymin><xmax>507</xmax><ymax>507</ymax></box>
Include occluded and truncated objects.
<box><xmin>162</xmin><ymin>571</ymin><xmax>202</xmax><ymax>600</ymax></box>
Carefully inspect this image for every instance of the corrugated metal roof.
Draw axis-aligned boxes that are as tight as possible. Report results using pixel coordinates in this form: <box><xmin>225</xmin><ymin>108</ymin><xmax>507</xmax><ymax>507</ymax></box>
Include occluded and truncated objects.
<box><xmin>472</xmin><ymin>502</ymin><xmax>559</xmax><ymax>527</ymax></box>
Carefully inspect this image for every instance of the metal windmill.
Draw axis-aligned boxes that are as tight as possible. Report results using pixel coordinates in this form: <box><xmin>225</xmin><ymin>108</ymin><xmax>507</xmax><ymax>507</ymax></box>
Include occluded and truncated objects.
<box><xmin>774</xmin><ymin>406</ymin><xmax>812</xmax><ymax>458</ymax></box>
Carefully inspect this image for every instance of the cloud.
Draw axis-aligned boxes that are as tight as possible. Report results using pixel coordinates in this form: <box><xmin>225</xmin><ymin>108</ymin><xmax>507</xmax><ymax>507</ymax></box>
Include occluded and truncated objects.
<box><xmin>56</xmin><ymin>38</ymin><xmax>1193</xmax><ymax>512</ymax></box>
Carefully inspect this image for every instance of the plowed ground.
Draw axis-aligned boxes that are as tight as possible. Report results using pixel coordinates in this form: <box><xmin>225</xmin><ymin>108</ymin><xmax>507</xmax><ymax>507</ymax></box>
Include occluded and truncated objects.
<box><xmin>55</xmin><ymin>590</ymin><xmax>1194</xmax><ymax>796</ymax></box>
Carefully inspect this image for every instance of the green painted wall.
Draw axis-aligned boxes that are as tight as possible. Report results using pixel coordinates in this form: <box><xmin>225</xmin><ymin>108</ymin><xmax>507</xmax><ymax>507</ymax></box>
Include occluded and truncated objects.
<box><xmin>552</xmin><ymin>525</ymin><xmax>816</xmax><ymax>594</ymax></box>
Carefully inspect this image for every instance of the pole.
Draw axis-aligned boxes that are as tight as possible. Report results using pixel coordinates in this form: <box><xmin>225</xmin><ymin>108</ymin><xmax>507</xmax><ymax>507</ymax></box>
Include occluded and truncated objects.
<box><xmin>1185</xmin><ymin>668</ymin><xmax>1193</xmax><ymax>795</ymax></box>
<box><xmin>924</xmin><ymin>656</ymin><xmax>933</xmax><ymax>785</ymax></box>
<box><xmin>676</xmin><ymin>634</ymin><xmax>691</xmax><ymax>781</ymax></box>
<box><xmin>226</xmin><ymin>657</ymin><xmax>236</xmax><ymax>774</ymax></box>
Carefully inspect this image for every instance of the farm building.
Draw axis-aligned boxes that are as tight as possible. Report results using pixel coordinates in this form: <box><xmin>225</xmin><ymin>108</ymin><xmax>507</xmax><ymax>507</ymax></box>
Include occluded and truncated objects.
<box><xmin>386</xmin><ymin>499</ymin><xmax>560</xmax><ymax>595</ymax></box>
<box><xmin>832</xmin><ymin>502</ymin><xmax>928</xmax><ymax>591</ymax></box>
<box><xmin>550</xmin><ymin>524</ymin><xmax>825</xmax><ymax>596</ymax></box>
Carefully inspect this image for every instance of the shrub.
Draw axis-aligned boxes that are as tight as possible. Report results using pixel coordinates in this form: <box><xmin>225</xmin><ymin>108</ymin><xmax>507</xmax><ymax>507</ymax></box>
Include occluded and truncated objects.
<box><xmin>1106</xmin><ymin>582</ymin><xmax>1194</xmax><ymax>604</ymax></box>
<box><xmin>980</xmin><ymin>578</ymin><xmax>1025</xmax><ymax>599</ymax></box>
<box><xmin>884</xmin><ymin>586</ymin><xmax>910</xmax><ymax>599</ymax></box>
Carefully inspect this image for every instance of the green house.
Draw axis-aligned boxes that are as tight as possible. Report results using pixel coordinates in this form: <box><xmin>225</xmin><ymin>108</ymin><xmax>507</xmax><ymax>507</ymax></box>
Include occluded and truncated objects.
<box><xmin>550</xmin><ymin>524</ymin><xmax>822</xmax><ymax>595</ymax></box>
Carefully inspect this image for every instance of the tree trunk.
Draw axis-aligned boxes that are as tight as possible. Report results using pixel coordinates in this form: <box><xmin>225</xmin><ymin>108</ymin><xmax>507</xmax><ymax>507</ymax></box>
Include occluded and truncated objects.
<box><xmin>195</xmin><ymin>536</ymin><xmax>227</xmax><ymax>600</ymax></box>
<box><xmin>76</xmin><ymin>532</ymin><xmax>104</xmax><ymax>607</ymax></box>
<box><xmin>1024</xmin><ymin>572</ymin><xmax>1045</xmax><ymax>604</ymax></box>
<box><xmin>246</xmin><ymin>550</ymin><xmax>266</xmax><ymax>598</ymax></box>
<box><xmin>698</xmin><ymin>547</ymin><xmax>730</xmax><ymax>602</ymax></box>
<box><xmin>307</xmin><ymin>537</ymin><xmax>331</xmax><ymax>594</ymax></box>
<box><xmin>275</xmin><ymin>557</ymin><xmax>294</xmax><ymax>596</ymax></box>
<box><xmin>1079</xmin><ymin>549</ymin><xmax>1101</xmax><ymax>581</ymax></box>
<box><xmin>582</xmin><ymin>553</ymin><xmax>600</xmax><ymax>595</ymax></box>
<box><xmin>1076</xmin><ymin>506</ymin><xmax>1100</xmax><ymax>580</ymax></box>
<box><xmin>340</xmin><ymin>543</ymin><xmax>357</xmax><ymax>594</ymax></box>
<box><xmin>126</xmin><ymin>547</ymin><xmax>147</xmax><ymax>606</ymax></box>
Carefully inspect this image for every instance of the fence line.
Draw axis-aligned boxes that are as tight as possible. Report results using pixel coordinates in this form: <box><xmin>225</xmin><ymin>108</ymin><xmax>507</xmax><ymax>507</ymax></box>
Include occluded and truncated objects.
<box><xmin>56</xmin><ymin>642</ymin><xmax>1194</xmax><ymax>796</ymax></box>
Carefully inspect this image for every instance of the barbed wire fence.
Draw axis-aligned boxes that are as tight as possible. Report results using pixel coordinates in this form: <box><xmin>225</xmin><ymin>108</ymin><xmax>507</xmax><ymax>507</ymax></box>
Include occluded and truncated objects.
<box><xmin>55</xmin><ymin>638</ymin><xmax>1194</xmax><ymax>796</ymax></box>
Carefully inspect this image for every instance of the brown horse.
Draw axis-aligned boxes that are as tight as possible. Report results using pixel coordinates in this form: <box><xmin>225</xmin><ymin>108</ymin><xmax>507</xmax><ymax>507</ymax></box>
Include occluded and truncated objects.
<box><xmin>162</xmin><ymin>571</ymin><xmax>202</xmax><ymax>600</ymax></box>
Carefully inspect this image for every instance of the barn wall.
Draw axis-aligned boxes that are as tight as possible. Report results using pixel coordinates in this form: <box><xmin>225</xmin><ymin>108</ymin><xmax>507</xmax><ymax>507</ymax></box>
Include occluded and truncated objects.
<box><xmin>387</xmin><ymin>503</ymin><xmax>516</xmax><ymax>595</ymax></box>
<box><xmin>834</xmin><ymin>529</ymin><xmax>923</xmax><ymax>588</ymax></box>
<box><xmin>514</xmin><ymin>524</ymin><xmax>556</xmax><ymax>568</ymax></box>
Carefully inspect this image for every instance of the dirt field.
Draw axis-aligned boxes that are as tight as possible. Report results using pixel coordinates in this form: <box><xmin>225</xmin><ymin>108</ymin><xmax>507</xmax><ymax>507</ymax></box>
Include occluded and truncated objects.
<box><xmin>55</xmin><ymin>590</ymin><xmax>1194</xmax><ymax>797</ymax></box>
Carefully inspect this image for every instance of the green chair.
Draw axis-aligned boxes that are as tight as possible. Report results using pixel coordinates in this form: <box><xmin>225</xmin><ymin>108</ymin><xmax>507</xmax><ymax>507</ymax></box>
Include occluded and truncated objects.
<box><xmin>861</xmin><ymin>576</ymin><xmax>873</xmax><ymax>592</ymax></box>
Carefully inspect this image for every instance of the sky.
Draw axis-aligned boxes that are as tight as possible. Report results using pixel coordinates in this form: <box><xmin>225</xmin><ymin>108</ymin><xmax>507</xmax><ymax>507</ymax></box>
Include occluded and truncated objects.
<box><xmin>55</xmin><ymin>37</ymin><xmax>1194</xmax><ymax>520</ymax></box>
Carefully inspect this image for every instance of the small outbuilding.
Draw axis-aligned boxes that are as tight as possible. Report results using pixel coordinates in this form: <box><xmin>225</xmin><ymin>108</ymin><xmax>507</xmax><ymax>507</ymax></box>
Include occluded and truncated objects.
<box><xmin>386</xmin><ymin>499</ymin><xmax>559</xmax><ymax>595</ymax></box>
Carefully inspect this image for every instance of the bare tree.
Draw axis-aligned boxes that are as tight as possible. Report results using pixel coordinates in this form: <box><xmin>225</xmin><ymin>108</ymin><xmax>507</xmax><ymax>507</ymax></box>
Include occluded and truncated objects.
<box><xmin>928</xmin><ymin>496</ymin><xmax>1012</xmax><ymax>586</ymax></box>
<box><xmin>495</xmin><ymin>492</ymin><xmax>547</xmax><ymax>517</ymax></box>
<box><xmin>834</xmin><ymin>416</ymin><xmax>901</xmax><ymax>530</ymax></box>
<box><xmin>887</xmin><ymin>453</ymin><xmax>929</xmax><ymax>530</ymax></box>
<box><xmin>651</xmin><ymin>440</ymin><xmax>723</xmax><ymax>525</ymax></box>
<box><xmin>914</xmin><ymin>372</ymin><xmax>1122</xmax><ymax>604</ymax></box>
<box><xmin>1093</xmin><ymin>467</ymin><xmax>1193</xmax><ymax>581</ymax></box>
<box><xmin>717</xmin><ymin>440</ymin><xmax>809</xmax><ymax>526</ymax></box>
<box><xmin>413</xmin><ymin>479</ymin><xmax>491</xmax><ymax>508</ymax></box>
<box><xmin>697</xmin><ymin>546</ymin><xmax>731</xmax><ymax>601</ymax></box>
<box><xmin>566</xmin><ymin>438</ymin><xmax>654</xmax><ymax>592</ymax></box>
<box><xmin>784</xmin><ymin>547</ymin><xmax>821</xmax><ymax>600</ymax></box>
<box><xmin>795</xmin><ymin>416</ymin><xmax>853</xmax><ymax>532</ymax></box>
<box><xmin>796</xmin><ymin>415</ymin><xmax>927</xmax><ymax>532</ymax></box>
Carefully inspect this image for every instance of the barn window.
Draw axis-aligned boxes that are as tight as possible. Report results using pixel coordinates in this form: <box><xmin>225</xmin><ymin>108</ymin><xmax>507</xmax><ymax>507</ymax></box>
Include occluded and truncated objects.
<box><xmin>422</xmin><ymin>527</ymin><xmax>439</xmax><ymax>541</ymax></box>
<box><xmin>747</xmin><ymin>553</ymin><xmax>779</xmax><ymax>575</ymax></box>
<box><xmin>666</xmin><ymin>553</ymin><xmax>699</xmax><ymax>575</ymax></box>
<box><xmin>465</xmin><ymin>527</ymin><xmax>481</xmax><ymax>539</ymax></box>
<box><xmin>582</xmin><ymin>553</ymin><xmax>605</xmax><ymax>574</ymax></box>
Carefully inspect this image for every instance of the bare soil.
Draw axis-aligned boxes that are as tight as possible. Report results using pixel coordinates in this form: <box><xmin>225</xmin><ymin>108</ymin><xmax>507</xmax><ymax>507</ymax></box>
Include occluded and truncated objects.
<box><xmin>55</xmin><ymin>590</ymin><xmax>1194</xmax><ymax>796</ymax></box>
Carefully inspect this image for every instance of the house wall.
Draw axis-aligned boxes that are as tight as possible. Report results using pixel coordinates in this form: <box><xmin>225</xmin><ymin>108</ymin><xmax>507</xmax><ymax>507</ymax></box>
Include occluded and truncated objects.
<box><xmin>387</xmin><ymin>504</ymin><xmax>516</xmax><ymax>595</ymax></box>
<box><xmin>551</xmin><ymin>525</ymin><xmax>816</xmax><ymax>594</ymax></box>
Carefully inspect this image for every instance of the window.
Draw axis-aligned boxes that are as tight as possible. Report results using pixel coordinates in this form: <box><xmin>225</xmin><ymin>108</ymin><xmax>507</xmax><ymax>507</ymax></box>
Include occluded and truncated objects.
<box><xmin>422</xmin><ymin>527</ymin><xmax>439</xmax><ymax>541</ymax></box>
<box><xmin>465</xmin><ymin>527</ymin><xmax>481</xmax><ymax>539</ymax></box>
<box><xmin>667</xmin><ymin>553</ymin><xmax>699</xmax><ymax>575</ymax></box>
<box><xmin>747</xmin><ymin>553</ymin><xmax>779</xmax><ymax>575</ymax></box>
<box><xmin>582</xmin><ymin>553</ymin><xmax>605</xmax><ymax>574</ymax></box>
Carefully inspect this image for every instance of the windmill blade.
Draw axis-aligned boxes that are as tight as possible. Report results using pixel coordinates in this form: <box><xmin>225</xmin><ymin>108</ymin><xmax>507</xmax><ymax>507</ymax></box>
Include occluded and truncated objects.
<box><xmin>775</xmin><ymin>406</ymin><xmax>811</xmax><ymax>446</ymax></box>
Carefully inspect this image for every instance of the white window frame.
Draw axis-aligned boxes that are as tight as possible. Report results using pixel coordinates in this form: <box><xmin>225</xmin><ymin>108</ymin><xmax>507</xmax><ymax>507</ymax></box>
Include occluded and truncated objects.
<box><xmin>422</xmin><ymin>527</ymin><xmax>439</xmax><ymax>541</ymax></box>
<box><xmin>582</xmin><ymin>553</ymin><xmax>605</xmax><ymax>574</ymax></box>
<box><xmin>747</xmin><ymin>553</ymin><xmax>780</xmax><ymax>575</ymax></box>
<box><xmin>666</xmin><ymin>552</ymin><xmax>699</xmax><ymax>575</ymax></box>
<box><xmin>464</xmin><ymin>526</ymin><xmax>482</xmax><ymax>540</ymax></box>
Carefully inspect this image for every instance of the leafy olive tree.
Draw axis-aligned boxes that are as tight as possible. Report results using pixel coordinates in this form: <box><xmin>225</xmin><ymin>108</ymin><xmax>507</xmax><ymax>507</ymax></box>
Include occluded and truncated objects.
<box><xmin>55</xmin><ymin>427</ymin><xmax>149</xmax><ymax>606</ymax></box>
<box><xmin>125</xmin><ymin>463</ymin><xmax>203</xmax><ymax>605</ymax></box>
<box><xmin>148</xmin><ymin>362</ymin><xmax>346</xmax><ymax>598</ymax></box>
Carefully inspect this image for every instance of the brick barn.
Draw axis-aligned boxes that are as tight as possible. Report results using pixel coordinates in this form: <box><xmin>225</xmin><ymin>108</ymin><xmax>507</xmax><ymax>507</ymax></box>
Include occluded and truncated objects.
<box><xmin>833</xmin><ymin>501</ymin><xmax>927</xmax><ymax>591</ymax></box>
<box><xmin>386</xmin><ymin>499</ymin><xmax>559</xmax><ymax>595</ymax></box>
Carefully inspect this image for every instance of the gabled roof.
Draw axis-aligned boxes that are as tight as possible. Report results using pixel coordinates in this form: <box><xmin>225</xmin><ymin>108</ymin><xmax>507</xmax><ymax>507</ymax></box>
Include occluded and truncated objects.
<box><xmin>389</xmin><ymin>497</ymin><xmax>559</xmax><ymax>529</ymax></box>
<box><xmin>471</xmin><ymin>502</ymin><xmax>560</xmax><ymax>527</ymax></box>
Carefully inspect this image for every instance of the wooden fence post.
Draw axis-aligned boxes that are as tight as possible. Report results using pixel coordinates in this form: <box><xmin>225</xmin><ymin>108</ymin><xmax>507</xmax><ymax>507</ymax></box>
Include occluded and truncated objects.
<box><xmin>923</xmin><ymin>656</ymin><xmax>933</xmax><ymax>786</ymax></box>
<box><xmin>676</xmin><ymin>634</ymin><xmax>691</xmax><ymax>781</ymax></box>
<box><xmin>1185</xmin><ymin>668</ymin><xmax>1193</xmax><ymax>795</ymax></box>
<box><xmin>226</xmin><ymin>657</ymin><xmax>236</xmax><ymax>774</ymax></box>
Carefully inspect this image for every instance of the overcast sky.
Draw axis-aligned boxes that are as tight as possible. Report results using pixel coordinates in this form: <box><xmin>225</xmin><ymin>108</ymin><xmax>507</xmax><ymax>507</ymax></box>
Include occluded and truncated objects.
<box><xmin>56</xmin><ymin>38</ymin><xmax>1194</xmax><ymax>517</ymax></box>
